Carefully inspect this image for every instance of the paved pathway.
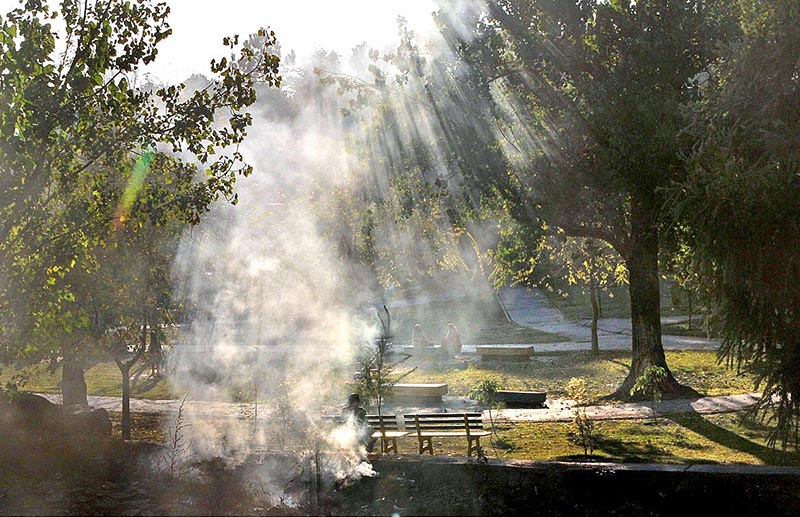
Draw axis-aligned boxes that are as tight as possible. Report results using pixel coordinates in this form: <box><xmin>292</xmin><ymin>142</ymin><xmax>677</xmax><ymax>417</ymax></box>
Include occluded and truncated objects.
<box><xmin>38</xmin><ymin>391</ymin><xmax>763</xmax><ymax>424</ymax></box>
<box><xmin>462</xmin><ymin>286</ymin><xmax>721</xmax><ymax>353</ymax></box>
<box><xmin>490</xmin><ymin>392</ymin><xmax>762</xmax><ymax>423</ymax></box>
<box><xmin>37</xmin><ymin>393</ymin><xmax>258</xmax><ymax>420</ymax></box>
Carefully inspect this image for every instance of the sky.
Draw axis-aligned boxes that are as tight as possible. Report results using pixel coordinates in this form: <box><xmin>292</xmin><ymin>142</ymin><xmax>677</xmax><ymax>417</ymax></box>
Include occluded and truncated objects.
<box><xmin>0</xmin><ymin>0</ymin><xmax>439</xmax><ymax>83</ymax></box>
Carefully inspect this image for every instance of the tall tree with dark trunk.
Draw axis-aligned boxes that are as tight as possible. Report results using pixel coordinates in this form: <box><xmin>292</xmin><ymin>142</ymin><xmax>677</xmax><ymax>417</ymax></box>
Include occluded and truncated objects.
<box><xmin>0</xmin><ymin>1</ymin><xmax>281</xmax><ymax>406</ymax></box>
<box><xmin>434</xmin><ymin>0</ymin><xmax>734</xmax><ymax>398</ymax></box>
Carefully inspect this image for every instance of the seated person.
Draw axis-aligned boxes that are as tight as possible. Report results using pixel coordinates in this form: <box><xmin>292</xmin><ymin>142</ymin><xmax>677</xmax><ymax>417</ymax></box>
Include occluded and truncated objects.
<box><xmin>341</xmin><ymin>393</ymin><xmax>376</xmax><ymax>452</ymax></box>
<box><xmin>411</xmin><ymin>324</ymin><xmax>433</xmax><ymax>347</ymax></box>
<box><xmin>441</xmin><ymin>322</ymin><xmax>463</xmax><ymax>355</ymax></box>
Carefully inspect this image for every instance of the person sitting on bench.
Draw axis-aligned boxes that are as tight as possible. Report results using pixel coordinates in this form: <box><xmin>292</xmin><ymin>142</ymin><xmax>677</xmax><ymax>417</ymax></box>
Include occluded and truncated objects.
<box><xmin>412</xmin><ymin>324</ymin><xmax>433</xmax><ymax>347</ymax></box>
<box><xmin>441</xmin><ymin>322</ymin><xmax>463</xmax><ymax>355</ymax></box>
<box><xmin>341</xmin><ymin>393</ymin><xmax>376</xmax><ymax>453</ymax></box>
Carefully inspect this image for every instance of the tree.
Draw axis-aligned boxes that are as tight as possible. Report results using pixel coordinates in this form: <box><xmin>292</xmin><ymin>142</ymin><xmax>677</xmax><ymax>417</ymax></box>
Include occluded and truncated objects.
<box><xmin>468</xmin><ymin>379</ymin><xmax>502</xmax><ymax>458</ymax></box>
<box><xmin>489</xmin><ymin>216</ymin><xmax>627</xmax><ymax>355</ymax></box>
<box><xmin>546</xmin><ymin>236</ymin><xmax>627</xmax><ymax>356</ymax></box>
<box><xmin>673</xmin><ymin>0</ymin><xmax>800</xmax><ymax>448</ymax></box>
<box><xmin>319</xmin><ymin>20</ymin><xmax>516</xmax><ymax>292</ymax></box>
<box><xmin>90</xmin><ymin>210</ymin><xmax>183</xmax><ymax>439</ymax></box>
<box><xmin>662</xmin><ymin>237</ymin><xmax>714</xmax><ymax>335</ymax></box>
<box><xmin>0</xmin><ymin>1</ymin><xmax>280</xmax><ymax>406</ymax></box>
<box><xmin>355</xmin><ymin>306</ymin><xmax>412</xmax><ymax>416</ymax></box>
<box><xmin>434</xmin><ymin>0</ymin><xmax>734</xmax><ymax>398</ymax></box>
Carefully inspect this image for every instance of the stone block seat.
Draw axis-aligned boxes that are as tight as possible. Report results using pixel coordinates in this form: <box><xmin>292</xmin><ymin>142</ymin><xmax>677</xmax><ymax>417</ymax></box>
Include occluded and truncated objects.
<box><xmin>495</xmin><ymin>390</ymin><xmax>547</xmax><ymax>408</ymax></box>
<box><xmin>390</xmin><ymin>383</ymin><xmax>448</xmax><ymax>404</ymax></box>
<box><xmin>475</xmin><ymin>345</ymin><xmax>535</xmax><ymax>362</ymax></box>
<box><xmin>401</xmin><ymin>344</ymin><xmax>444</xmax><ymax>359</ymax></box>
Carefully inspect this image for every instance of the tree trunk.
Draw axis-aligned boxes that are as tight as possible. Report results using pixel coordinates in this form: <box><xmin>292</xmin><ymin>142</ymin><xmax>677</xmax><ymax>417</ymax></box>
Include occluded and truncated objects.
<box><xmin>61</xmin><ymin>351</ymin><xmax>88</xmax><ymax>406</ymax></box>
<box><xmin>598</xmin><ymin>289</ymin><xmax>603</xmax><ymax>318</ymax></box>
<box><xmin>589</xmin><ymin>256</ymin><xmax>600</xmax><ymax>357</ymax></box>
<box><xmin>149</xmin><ymin>328</ymin><xmax>162</xmax><ymax>377</ymax></box>
<box><xmin>120</xmin><ymin>362</ymin><xmax>131</xmax><ymax>440</ymax></box>
<box><xmin>613</xmin><ymin>193</ymin><xmax>695</xmax><ymax>400</ymax></box>
<box><xmin>590</xmin><ymin>286</ymin><xmax>600</xmax><ymax>357</ymax></box>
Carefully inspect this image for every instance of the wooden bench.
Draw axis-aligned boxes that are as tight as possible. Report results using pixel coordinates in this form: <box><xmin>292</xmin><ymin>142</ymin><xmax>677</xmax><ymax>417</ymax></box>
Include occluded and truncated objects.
<box><xmin>320</xmin><ymin>414</ymin><xmax>407</xmax><ymax>454</ymax></box>
<box><xmin>403</xmin><ymin>412</ymin><xmax>491</xmax><ymax>457</ymax></box>
<box><xmin>391</xmin><ymin>383</ymin><xmax>449</xmax><ymax>404</ymax></box>
<box><xmin>475</xmin><ymin>345</ymin><xmax>535</xmax><ymax>362</ymax></box>
<box><xmin>366</xmin><ymin>414</ymin><xmax>407</xmax><ymax>454</ymax></box>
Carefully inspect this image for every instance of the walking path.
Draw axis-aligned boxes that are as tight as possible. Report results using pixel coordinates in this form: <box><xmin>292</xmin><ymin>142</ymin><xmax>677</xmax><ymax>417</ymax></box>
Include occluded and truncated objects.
<box><xmin>460</xmin><ymin>286</ymin><xmax>721</xmax><ymax>353</ymax></box>
<box><xmin>490</xmin><ymin>392</ymin><xmax>761</xmax><ymax>423</ymax></box>
<box><xmin>37</xmin><ymin>391</ymin><xmax>763</xmax><ymax>424</ymax></box>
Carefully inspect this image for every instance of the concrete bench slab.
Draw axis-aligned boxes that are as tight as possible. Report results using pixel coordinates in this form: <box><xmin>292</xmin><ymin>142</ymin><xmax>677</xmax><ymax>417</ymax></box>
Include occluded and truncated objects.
<box><xmin>476</xmin><ymin>345</ymin><xmax>535</xmax><ymax>362</ymax></box>
<box><xmin>402</xmin><ymin>345</ymin><xmax>444</xmax><ymax>358</ymax></box>
<box><xmin>496</xmin><ymin>390</ymin><xmax>547</xmax><ymax>408</ymax></box>
<box><xmin>391</xmin><ymin>383</ymin><xmax>449</xmax><ymax>404</ymax></box>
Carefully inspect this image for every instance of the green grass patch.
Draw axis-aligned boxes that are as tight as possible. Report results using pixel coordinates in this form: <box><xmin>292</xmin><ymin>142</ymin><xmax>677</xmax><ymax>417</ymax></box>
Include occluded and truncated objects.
<box><xmin>542</xmin><ymin>282</ymin><xmax>713</xmax><ymax>336</ymax></box>
<box><xmin>1</xmin><ymin>361</ymin><xmax>173</xmax><ymax>400</ymax></box>
<box><xmin>543</xmin><ymin>284</ymin><xmax>633</xmax><ymax>320</ymax></box>
<box><xmin>3</xmin><ymin>350</ymin><xmax>753</xmax><ymax>404</ymax></box>
<box><xmin>491</xmin><ymin>413</ymin><xmax>800</xmax><ymax>465</ymax></box>
<box><xmin>661</xmin><ymin>320</ymin><xmax>715</xmax><ymax>338</ymax></box>
<box><xmin>400</xmin><ymin>350</ymin><xmax>755</xmax><ymax>400</ymax></box>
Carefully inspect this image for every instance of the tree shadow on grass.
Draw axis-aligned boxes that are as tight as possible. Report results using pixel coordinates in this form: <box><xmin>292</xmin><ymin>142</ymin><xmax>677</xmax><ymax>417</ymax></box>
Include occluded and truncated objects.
<box><xmin>91</xmin><ymin>385</ymin><xmax>120</xmax><ymax>397</ymax></box>
<box><xmin>667</xmin><ymin>411</ymin><xmax>800</xmax><ymax>466</ymax></box>
<box><xmin>603</xmin><ymin>357</ymin><xmax>632</xmax><ymax>371</ymax></box>
<box><xmin>592</xmin><ymin>434</ymin><xmax>678</xmax><ymax>463</ymax></box>
<box><xmin>90</xmin><ymin>376</ymin><xmax>163</xmax><ymax>397</ymax></box>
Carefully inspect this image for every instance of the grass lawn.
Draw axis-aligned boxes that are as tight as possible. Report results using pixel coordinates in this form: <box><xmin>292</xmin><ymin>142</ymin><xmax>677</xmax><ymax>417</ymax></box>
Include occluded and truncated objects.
<box><xmin>492</xmin><ymin>412</ymin><xmax>800</xmax><ymax>465</ymax></box>
<box><xmin>3</xmin><ymin>350</ymin><xmax>753</xmax><ymax>403</ymax></box>
<box><xmin>544</xmin><ymin>284</ymin><xmax>634</xmax><ymax>320</ymax></box>
<box><xmin>400</xmin><ymin>350</ymin><xmax>755</xmax><ymax>401</ymax></box>
<box><xmin>542</xmin><ymin>282</ymin><xmax>719</xmax><ymax>337</ymax></box>
<box><xmin>115</xmin><ymin>409</ymin><xmax>799</xmax><ymax>466</ymax></box>
<box><xmin>1</xmin><ymin>361</ymin><xmax>173</xmax><ymax>400</ymax></box>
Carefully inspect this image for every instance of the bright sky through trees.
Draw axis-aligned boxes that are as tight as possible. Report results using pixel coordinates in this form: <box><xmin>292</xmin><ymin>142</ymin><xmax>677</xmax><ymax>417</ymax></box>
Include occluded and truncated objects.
<box><xmin>0</xmin><ymin>0</ymin><xmax>438</xmax><ymax>83</ymax></box>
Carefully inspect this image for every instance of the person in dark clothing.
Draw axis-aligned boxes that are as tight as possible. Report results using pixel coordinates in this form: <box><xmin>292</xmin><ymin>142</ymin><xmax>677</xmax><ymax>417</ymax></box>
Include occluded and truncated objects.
<box><xmin>342</xmin><ymin>393</ymin><xmax>375</xmax><ymax>452</ymax></box>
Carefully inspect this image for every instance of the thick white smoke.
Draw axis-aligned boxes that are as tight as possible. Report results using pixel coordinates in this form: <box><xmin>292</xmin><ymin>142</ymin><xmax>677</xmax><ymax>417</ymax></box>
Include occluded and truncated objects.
<box><xmin>166</xmin><ymin>62</ymin><xmax>378</xmax><ymax>465</ymax></box>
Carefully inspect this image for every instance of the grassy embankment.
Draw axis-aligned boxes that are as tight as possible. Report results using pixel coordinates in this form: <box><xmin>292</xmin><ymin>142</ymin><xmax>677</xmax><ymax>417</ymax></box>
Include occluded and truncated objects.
<box><xmin>400</xmin><ymin>349</ymin><xmax>753</xmax><ymax>401</ymax></box>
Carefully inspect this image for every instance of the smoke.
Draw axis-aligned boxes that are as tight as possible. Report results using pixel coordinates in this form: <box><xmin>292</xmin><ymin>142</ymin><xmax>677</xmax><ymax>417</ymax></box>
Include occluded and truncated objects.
<box><xmin>167</xmin><ymin>61</ymin><xmax>374</xmax><ymax>456</ymax></box>
<box><xmin>162</xmin><ymin>3</ymin><xmax>502</xmax><ymax>497</ymax></box>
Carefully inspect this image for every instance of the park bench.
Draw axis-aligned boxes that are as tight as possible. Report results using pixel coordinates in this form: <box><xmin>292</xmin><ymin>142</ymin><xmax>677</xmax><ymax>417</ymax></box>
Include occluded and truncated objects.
<box><xmin>390</xmin><ymin>383</ymin><xmax>449</xmax><ymax>404</ymax></box>
<box><xmin>403</xmin><ymin>412</ymin><xmax>491</xmax><ymax>457</ymax></box>
<box><xmin>475</xmin><ymin>345</ymin><xmax>535</xmax><ymax>362</ymax></box>
<box><xmin>366</xmin><ymin>414</ymin><xmax>407</xmax><ymax>454</ymax></box>
<box><xmin>320</xmin><ymin>414</ymin><xmax>406</xmax><ymax>454</ymax></box>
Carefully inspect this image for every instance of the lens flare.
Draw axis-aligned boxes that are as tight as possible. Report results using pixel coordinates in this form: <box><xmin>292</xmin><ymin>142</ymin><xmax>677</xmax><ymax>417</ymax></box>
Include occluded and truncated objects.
<box><xmin>113</xmin><ymin>150</ymin><xmax>154</xmax><ymax>231</ymax></box>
